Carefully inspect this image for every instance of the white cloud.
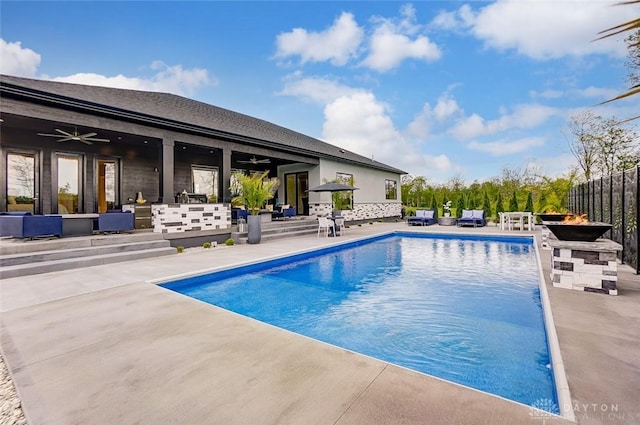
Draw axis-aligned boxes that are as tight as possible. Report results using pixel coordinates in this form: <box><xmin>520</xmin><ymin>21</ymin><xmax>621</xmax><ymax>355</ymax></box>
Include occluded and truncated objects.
<box><xmin>430</xmin><ymin>4</ymin><xmax>475</xmax><ymax>31</ymax></box>
<box><xmin>578</xmin><ymin>86</ymin><xmax>620</xmax><ymax>100</ymax></box>
<box><xmin>407</xmin><ymin>94</ymin><xmax>462</xmax><ymax>138</ymax></box>
<box><xmin>0</xmin><ymin>39</ymin><xmax>41</xmax><ymax>77</ymax></box>
<box><xmin>278</xmin><ymin>73</ymin><xmax>362</xmax><ymax>104</ymax></box>
<box><xmin>450</xmin><ymin>104</ymin><xmax>558</xmax><ymax>140</ymax></box>
<box><xmin>321</xmin><ymin>91</ymin><xmax>455</xmax><ymax>175</ymax></box>
<box><xmin>468</xmin><ymin>137</ymin><xmax>545</xmax><ymax>156</ymax></box>
<box><xmin>49</xmin><ymin>62</ymin><xmax>214</xmax><ymax>96</ymax></box>
<box><xmin>470</xmin><ymin>0</ymin><xmax>629</xmax><ymax>60</ymax></box>
<box><xmin>274</xmin><ymin>12</ymin><xmax>364</xmax><ymax>66</ymax></box>
<box><xmin>362</xmin><ymin>5</ymin><xmax>441</xmax><ymax>72</ymax></box>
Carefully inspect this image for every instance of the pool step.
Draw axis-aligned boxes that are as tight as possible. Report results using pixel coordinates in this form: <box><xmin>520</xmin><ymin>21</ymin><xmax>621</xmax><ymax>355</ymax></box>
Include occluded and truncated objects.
<box><xmin>0</xmin><ymin>232</ymin><xmax>175</xmax><ymax>279</ymax></box>
<box><xmin>231</xmin><ymin>218</ymin><xmax>319</xmax><ymax>244</ymax></box>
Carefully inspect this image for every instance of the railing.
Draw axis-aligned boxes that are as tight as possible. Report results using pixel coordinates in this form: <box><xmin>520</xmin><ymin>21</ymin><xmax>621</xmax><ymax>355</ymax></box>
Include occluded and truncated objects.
<box><xmin>568</xmin><ymin>165</ymin><xmax>639</xmax><ymax>274</ymax></box>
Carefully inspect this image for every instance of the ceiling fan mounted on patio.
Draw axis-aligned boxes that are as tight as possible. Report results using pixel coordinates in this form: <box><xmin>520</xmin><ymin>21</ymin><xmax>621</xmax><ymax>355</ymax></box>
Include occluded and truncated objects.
<box><xmin>238</xmin><ymin>155</ymin><xmax>270</xmax><ymax>165</ymax></box>
<box><xmin>37</xmin><ymin>127</ymin><xmax>110</xmax><ymax>145</ymax></box>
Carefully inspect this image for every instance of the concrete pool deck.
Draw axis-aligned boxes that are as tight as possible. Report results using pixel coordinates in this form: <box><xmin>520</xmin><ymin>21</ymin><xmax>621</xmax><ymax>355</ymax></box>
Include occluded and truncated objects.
<box><xmin>1</xmin><ymin>223</ymin><xmax>638</xmax><ymax>425</ymax></box>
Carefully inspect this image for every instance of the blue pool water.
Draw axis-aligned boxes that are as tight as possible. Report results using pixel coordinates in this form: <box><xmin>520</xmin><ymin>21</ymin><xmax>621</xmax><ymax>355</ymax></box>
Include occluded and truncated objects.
<box><xmin>163</xmin><ymin>233</ymin><xmax>558</xmax><ymax>412</ymax></box>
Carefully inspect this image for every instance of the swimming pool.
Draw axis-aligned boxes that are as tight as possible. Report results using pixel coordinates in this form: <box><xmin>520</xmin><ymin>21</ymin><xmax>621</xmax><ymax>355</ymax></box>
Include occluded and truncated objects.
<box><xmin>162</xmin><ymin>233</ymin><xmax>558</xmax><ymax>413</ymax></box>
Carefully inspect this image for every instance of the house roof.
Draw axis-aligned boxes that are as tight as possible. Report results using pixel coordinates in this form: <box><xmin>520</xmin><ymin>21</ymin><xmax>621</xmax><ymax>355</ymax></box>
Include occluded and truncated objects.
<box><xmin>0</xmin><ymin>74</ymin><xmax>405</xmax><ymax>174</ymax></box>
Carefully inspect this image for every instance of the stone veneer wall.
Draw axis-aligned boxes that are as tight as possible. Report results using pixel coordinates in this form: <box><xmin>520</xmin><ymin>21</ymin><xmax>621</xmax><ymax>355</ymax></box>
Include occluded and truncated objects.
<box><xmin>151</xmin><ymin>204</ymin><xmax>231</xmax><ymax>233</ymax></box>
<box><xmin>309</xmin><ymin>203</ymin><xmax>402</xmax><ymax>221</ymax></box>
<box><xmin>550</xmin><ymin>240</ymin><xmax>622</xmax><ymax>295</ymax></box>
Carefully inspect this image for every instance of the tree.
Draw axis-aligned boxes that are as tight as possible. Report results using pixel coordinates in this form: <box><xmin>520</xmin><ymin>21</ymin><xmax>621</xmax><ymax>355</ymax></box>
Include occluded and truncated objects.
<box><xmin>596</xmin><ymin>2</ymin><xmax>640</xmax><ymax>120</ymax></box>
<box><xmin>509</xmin><ymin>191</ymin><xmax>519</xmax><ymax>212</ymax></box>
<box><xmin>524</xmin><ymin>192</ymin><xmax>534</xmax><ymax>213</ymax></box>
<box><xmin>482</xmin><ymin>192</ymin><xmax>492</xmax><ymax>218</ymax></box>
<box><xmin>495</xmin><ymin>193</ymin><xmax>505</xmax><ymax>215</ymax></box>
<box><xmin>430</xmin><ymin>194</ymin><xmax>439</xmax><ymax>217</ymax></box>
<box><xmin>456</xmin><ymin>195</ymin><xmax>466</xmax><ymax>218</ymax></box>
<box><xmin>568</xmin><ymin>110</ymin><xmax>601</xmax><ymax>181</ymax></box>
<box><xmin>597</xmin><ymin>117</ymin><xmax>639</xmax><ymax>175</ymax></box>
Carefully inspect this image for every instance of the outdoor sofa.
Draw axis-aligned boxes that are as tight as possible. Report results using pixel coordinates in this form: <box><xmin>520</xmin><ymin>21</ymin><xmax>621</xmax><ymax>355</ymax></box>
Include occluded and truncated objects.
<box><xmin>407</xmin><ymin>210</ymin><xmax>437</xmax><ymax>226</ymax></box>
<box><xmin>0</xmin><ymin>211</ymin><xmax>63</xmax><ymax>239</ymax></box>
<box><xmin>272</xmin><ymin>205</ymin><xmax>296</xmax><ymax>220</ymax></box>
<box><xmin>457</xmin><ymin>209</ymin><xmax>486</xmax><ymax>227</ymax></box>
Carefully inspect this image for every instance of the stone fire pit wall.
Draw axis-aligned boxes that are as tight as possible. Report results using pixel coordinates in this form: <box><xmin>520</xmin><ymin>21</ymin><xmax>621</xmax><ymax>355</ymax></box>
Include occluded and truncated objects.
<box><xmin>549</xmin><ymin>239</ymin><xmax>622</xmax><ymax>295</ymax></box>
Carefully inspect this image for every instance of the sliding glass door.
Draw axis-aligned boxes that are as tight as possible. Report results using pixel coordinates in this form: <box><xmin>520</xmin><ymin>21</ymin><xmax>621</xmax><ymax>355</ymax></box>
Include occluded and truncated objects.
<box><xmin>285</xmin><ymin>172</ymin><xmax>309</xmax><ymax>215</ymax></box>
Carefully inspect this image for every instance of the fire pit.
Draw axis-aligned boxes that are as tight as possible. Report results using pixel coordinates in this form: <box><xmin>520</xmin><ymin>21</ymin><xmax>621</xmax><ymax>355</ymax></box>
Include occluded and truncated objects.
<box><xmin>536</xmin><ymin>213</ymin><xmax>573</xmax><ymax>222</ymax></box>
<box><xmin>545</xmin><ymin>214</ymin><xmax>612</xmax><ymax>242</ymax></box>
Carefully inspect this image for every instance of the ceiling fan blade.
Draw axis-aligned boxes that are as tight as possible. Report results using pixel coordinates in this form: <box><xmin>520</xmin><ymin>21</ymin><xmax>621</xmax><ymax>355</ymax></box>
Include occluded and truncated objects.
<box><xmin>37</xmin><ymin>133</ymin><xmax>64</xmax><ymax>138</ymax></box>
<box><xmin>56</xmin><ymin>137</ymin><xmax>74</xmax><ymax>142</ymax></box>
<box><xmin>55</xmin><ymin>129</ymin><xmax>74</xmax><ymax>137</ymax></box>
<box><xmin>256</xmin><ymin>159</ymin><xmax>271</xmax><ymax>163</ymax></box>
<box><xmin>80</xmin><ymin>140</ymin><xmax>94</xmax><ymax>145</ymax></box>
<box><xmin>83</xmin><ymin>137</ymin><xmax>110</xmax><ymax>143</ymax></box>
<box><xmin>79</xmin><ymin>132</ymin><xmax>97</xmax><ymax>138</ymax></box>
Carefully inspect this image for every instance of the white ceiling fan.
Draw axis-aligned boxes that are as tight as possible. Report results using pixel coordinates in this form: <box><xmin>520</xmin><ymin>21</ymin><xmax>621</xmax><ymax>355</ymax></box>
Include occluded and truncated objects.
<box><xmin>37</xmin><ymin>127</ymin><xmax>110</xmax><ymax>145</ymax></box>
<box><xmin>238</xmin><ymin>155</ymin><xmax>271</xmax><ymax>165</ymax></box>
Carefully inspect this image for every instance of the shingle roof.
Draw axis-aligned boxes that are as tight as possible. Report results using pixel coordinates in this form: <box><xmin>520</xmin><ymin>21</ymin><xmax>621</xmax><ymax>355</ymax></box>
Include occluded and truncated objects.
<box><xmin>0</xmin><ymin>74</ymin><xmax>405</xmax><ymax>174</ymax></box>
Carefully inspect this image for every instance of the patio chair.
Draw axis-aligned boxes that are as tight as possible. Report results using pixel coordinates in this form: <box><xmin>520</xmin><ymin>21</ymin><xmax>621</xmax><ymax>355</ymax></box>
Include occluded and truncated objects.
<box><xmin>0</xmin><ymin>212</ymin><xmax>63</xmax><ymax>239</ymax></box>
<box><xmin>317</xmin><ymin>216</ymin><xmax>335</xmax><ymax>237</ymax></box>
<box><xmin>457</xmin><ymin>210</ymin><xmax>486</xmax><ymax>227</ymax></box>
<box><xmin>334</xmin><ymin>217</ymin><xmax>345</xmax><ymax>235</ymax></box>
<box><xmin>95</xmin><ymin>210</ymin><xmax>135</xmax><ymax>233</ymax></box>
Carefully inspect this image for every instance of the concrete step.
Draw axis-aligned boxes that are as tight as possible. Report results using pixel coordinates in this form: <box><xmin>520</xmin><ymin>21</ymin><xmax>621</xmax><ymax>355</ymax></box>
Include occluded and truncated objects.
<box><xmin>0</xmin><ymin>231</ymin><xmax>164</xmax><ymax>255</ymax></box>
<box><xmin>0</xmin><ymin>240</ymin><xmax>172</xmax><ymax>267</ymax></box>
<box><xmin>234</xmin><ymin>227</ymin><xmax>320</xmax><ymax>244</ymax></box>
<box><xmin>231</xmin><ymin>220</ymin><xmax>319</xmax><ymax>244</ymax></box>
<box><xmin>0</xmin><ymin>247</ymin><xmax>177</xmax><ymax>279</ymax></box>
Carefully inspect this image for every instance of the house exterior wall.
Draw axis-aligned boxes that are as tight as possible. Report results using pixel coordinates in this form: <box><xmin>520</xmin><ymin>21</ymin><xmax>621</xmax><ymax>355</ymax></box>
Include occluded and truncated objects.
<box><xmin>305</xmin><ymin>159</ymin><xmax>403</xmax><ymax>220</ymax></box>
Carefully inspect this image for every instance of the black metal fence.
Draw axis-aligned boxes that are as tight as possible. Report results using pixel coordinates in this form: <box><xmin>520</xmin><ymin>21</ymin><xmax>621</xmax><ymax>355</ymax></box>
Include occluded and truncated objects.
<box><xmin>568</xmin><ymin>165</ymin><xmax>639</xmax><ymax>274</ymax></box>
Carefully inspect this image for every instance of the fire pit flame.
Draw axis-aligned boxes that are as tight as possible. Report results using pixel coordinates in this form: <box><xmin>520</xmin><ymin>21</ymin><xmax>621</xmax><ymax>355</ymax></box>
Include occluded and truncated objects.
<box><xmin>562</xmin><ymin>214</ymin><xmax>589</xmax><ymax>224</ymax></box>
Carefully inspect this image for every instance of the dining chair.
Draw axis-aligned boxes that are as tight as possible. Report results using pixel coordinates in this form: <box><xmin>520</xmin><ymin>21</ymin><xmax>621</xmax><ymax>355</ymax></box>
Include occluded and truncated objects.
<box><xmin>317</xmin><ymin>216</ymin><xmax>335</xmax><ymax>237</ymax></box>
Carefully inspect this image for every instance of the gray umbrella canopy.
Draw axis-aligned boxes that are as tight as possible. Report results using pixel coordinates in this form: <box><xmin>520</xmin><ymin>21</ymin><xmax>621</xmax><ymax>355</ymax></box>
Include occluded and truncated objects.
<box><xmin>307</xmin><ymin>182</ymin><xmax>359</xmax><ymax>192</ymax></box>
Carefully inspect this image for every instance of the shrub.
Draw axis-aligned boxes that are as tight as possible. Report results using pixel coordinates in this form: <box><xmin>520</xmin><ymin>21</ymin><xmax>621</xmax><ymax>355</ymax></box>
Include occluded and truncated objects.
<box><xmin>225</xmin><ymin>238</ymin><xmax>235</xmax><ymax>246</ymax></box>
<box><xmin>176</xmin><ymin>246</ymin><xmax>185</xmax><ymax>253</ymax></box>
<box><xmin>203</xmin><ymin>242</ymin><xmax>212</xmax><ymax>249</ymax></box>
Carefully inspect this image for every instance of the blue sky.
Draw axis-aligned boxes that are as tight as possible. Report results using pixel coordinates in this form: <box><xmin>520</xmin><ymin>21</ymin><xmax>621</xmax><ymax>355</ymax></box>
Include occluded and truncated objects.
<box><xmin>1</xmin><ymin>1</ymin><xmax>638</xmax><ymax>183</ymax></box>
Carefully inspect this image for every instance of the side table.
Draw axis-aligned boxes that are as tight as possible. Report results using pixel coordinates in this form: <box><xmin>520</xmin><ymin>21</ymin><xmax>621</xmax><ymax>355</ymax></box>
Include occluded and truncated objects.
<box><xmin>438</xmin><ymin>216</ymin><xmax>457</xmax><ymax>226</ymax></box>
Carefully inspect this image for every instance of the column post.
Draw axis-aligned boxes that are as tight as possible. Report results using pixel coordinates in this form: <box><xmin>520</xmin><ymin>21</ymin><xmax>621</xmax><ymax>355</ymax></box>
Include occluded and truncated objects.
<box><xmin>222</xmin><ymin>148</ymin><xmax>232</xmax><ymax>204</ymax></box>
<box><xmin>161</xmin><ymin>139</ymin><xmax>175</xmax><ymax>203</ymax></box>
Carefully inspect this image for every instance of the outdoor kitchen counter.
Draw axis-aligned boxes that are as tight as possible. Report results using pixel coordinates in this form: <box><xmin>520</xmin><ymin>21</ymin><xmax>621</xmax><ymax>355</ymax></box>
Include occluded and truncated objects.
<box><xmin>150</xmin><ymin>203</ymin><xmax>231</xmax><ymax>233</ymax></box>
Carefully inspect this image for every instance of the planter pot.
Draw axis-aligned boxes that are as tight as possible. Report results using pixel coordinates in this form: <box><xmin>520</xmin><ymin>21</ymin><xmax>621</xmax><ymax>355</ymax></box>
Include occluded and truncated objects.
<box><xmin>247</xmin><ymin>215</ymin><xmax>262</xmax><ymax>244</ymax></box>
<box><xmin>444</xmin><ymin>212</ymin><xmax>451</xmax><ymax>217</ymax></box>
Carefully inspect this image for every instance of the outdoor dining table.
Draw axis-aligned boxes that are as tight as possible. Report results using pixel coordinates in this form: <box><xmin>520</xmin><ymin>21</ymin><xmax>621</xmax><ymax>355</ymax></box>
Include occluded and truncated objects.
<box><xmin>499</xmin><ymin>211</ymin><xmax>535</xmax><ymax>231</ymax></box>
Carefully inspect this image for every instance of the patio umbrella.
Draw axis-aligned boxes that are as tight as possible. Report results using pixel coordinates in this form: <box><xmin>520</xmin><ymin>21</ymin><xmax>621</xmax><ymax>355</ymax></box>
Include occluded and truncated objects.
<box><xmin>307</xmin><ymin>182</ymin><xmax>359</xmax><ymax>211</ymax></box>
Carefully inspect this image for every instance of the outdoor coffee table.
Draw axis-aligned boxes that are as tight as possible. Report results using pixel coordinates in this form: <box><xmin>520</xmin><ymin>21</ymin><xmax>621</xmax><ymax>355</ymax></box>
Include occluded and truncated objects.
<box><xmin>438</xmin><ymin>216</ymin><xmax>457</xmax><ymax>226</ymax></box>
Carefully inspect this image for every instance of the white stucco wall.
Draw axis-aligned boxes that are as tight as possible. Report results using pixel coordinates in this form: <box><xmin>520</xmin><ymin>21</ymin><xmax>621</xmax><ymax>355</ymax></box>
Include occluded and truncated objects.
<box><xmin>277</xmin><ymin>159</ymin><xmax>403</xmax><ymax>220</ymax></box>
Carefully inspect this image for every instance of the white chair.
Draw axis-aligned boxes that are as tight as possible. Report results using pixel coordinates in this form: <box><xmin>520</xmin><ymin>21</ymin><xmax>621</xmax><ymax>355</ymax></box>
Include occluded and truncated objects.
<box><xmin>334</xmin><ymin>217</ymin><xmax>345</xmax><ymax>235</ymax></box>
<box><xmin>317</xmin><ymin>216</ymin><xmax>335</xmax><ymax>237</ymax></box>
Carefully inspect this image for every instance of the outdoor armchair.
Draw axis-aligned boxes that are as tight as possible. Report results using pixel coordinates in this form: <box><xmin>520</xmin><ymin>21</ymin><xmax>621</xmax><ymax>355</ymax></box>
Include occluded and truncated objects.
<box><xmin>457</xmin><ymin>210</ymin><xmax>486</xmax><ymax>227</ymax></box>
<box><xmin>0</xmin><ymin>212</ymin><xmax>63</xmax><ymax>239</ymax></box>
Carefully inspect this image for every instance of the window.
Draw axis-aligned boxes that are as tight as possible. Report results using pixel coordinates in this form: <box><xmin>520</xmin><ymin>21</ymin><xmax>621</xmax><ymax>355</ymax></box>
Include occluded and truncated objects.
<box><xmin>192</xmin><ymin>165</ymin><xmax>219</xmax><ymax>202</ymax></box>
<box><xmin>385</xmin><ymin>179</ymin><xmax>397</xmax><ymax>200</ymax></box>
<box><xmin>335</xmin><ymin>172</ymin><xmax>354</xmax><ymax>210</ymax></box>
<box><xmin>6</xmin><ymin>152</ymin><xmax>37</xmax><ymax>214</ymax></box>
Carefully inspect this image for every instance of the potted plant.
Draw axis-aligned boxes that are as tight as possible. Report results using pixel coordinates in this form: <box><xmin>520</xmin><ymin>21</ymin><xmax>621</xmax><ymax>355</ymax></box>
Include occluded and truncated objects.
<box><xmin>443</xmin><ymin>200</ymin><xmax>452</xmax><ymax>217</ymax></box>
<box><xmin>231</xmin><ymin>170</ymin><xmax>279</xmax><ymax>244</ymax></box>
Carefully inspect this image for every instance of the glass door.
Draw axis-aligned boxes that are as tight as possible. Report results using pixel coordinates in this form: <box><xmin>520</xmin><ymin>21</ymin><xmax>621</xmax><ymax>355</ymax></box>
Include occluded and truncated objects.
<box><xmin>97</xmin><ymin>159</ymin><xmax>119</xmax><ymax>213</ymax></box>
<box><xmin>285</xmin><ymin>172</ymin><xmax>309</xmax><ymax>215</ymax></box>
<box><xmin>56</xmin><ymin>154</ymin><xmax>82</xmax><ymax>214</ymax></box>
<box><xmin>6</xmin><ymin>151</ymin><xmax>39</xmax><ymax>214</ymax></box>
